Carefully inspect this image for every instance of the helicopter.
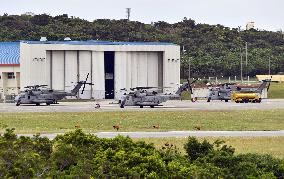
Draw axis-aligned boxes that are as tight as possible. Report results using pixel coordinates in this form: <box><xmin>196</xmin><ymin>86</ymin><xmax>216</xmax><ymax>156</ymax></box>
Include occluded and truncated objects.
<box><xmin>231</xmin><ymin>79</ymin><xmax>271</xmax><ymax>103</ymax></box>
<box><xmin>119</xmin><ymin>79</ymin><xmax>197</xmax><ymax>108</ymax></box>
<box><xmin>14</xmin><ymin>73</ymin><xmax>93</xmax><ymax>106</ymax></box>
<box><xmin>206</xmin><ymin>83</ymin><xmax>237</xmax><ymax>102</ymax></box>
<box><xmin>206</xmin><ymin>80</ymin><xmax>271</xmax><ymax>102</ymax></box>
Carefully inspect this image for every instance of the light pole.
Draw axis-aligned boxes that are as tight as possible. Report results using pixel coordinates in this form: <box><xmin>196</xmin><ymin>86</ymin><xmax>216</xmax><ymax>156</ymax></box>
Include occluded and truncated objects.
<box><xmin>182</xmin><ymin>46</ymin><xmax>191</xmax><ymax>80</ymax></box>
<box><xmin>245</xmin><ymin>42</ymin><xmax>248</xmax><ymax>66</ymax></box>
<box><xmin>183</xmin><ymin>47</ymin><xmax>191</xmax><ymax>80</ymax></box>
<box><xmin>240</xmin><ymin>47</ymin><xmax>243</xmax><ymax>83</ymax></box>
<box><xmin>188</xmin><ymin>57</ymin><xmax>191</xmax><ymax>80</ymax></box>
<box><xmin>268</xmin><ymin>57</ymin><xmax>271</xmax><ymax>75</ymax></box>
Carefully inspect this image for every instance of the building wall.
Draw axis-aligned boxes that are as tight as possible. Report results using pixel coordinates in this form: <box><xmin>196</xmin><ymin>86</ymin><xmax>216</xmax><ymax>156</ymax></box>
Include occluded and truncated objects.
<box><xmin>246</xmin><ymin>22</ymin><xmax>255</xmax><ymax>30</ymax></box>
<box><xmin>0</xmin><ymin>66</ymin><xmax>20</xmax><ymax>99</ymax></box>
<box><xmin>20</xmin><ymin>43</ymin><xmax>180</xmax><ymax>99</ymax></box>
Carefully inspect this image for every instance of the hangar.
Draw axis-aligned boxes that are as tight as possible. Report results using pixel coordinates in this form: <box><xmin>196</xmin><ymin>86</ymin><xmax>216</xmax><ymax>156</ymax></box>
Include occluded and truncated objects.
<box><xmin>20</xmin><ymin>40</ymin><xmax>180</xmax><ymax>99</ymax></box>
<box><xmin>0</xmin><ymin>42</ymin><xmax>20</xmax><ymax>100</ymax></box>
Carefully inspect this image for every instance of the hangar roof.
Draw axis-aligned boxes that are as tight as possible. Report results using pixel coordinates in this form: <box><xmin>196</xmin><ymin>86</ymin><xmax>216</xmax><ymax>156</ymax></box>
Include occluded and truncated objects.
<box><xmin>0</xmin><ymin>40</ymin><xmax>176</xmax><ymax>66</ymax></box>
<box><xmin>0</xmin><ymin>42</ymin><xmax>20</xmax><ymax>66</ymax></box>
<box><xmin>21</xmin><ymin>40</ymin><xmax>176</xmax><ymax>46</ymax></box>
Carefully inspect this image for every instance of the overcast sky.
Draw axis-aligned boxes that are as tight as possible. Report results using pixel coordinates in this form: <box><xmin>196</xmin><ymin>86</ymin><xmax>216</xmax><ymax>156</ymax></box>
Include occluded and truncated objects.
<box><xmin>1</xmin><ymin>0</ymin><xmax>283</xmax><ymax>31</ymax></box>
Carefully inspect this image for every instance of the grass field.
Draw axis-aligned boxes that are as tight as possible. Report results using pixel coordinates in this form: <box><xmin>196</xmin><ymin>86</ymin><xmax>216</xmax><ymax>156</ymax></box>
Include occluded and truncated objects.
<box><xmin>268</xmin><ymin>83</ymin><xmax>284</xmax><ymax>99</ymax></box>
<box><xmin>0</xmin><ymin>109</ymin><xmax>283</xmax><ymax>133</ymax></box>
<box><xmin>136</xmin><ymin>137</ymin><xmax>284</xmax><ymax>159</ymax></box>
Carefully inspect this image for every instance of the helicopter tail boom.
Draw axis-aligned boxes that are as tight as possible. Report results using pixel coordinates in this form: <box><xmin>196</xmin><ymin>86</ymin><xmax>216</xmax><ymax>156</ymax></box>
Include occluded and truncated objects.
<box><xmin>70</xmin><ymin>83</ymin><xmax>84</xmax><ymax>96</ymax></box>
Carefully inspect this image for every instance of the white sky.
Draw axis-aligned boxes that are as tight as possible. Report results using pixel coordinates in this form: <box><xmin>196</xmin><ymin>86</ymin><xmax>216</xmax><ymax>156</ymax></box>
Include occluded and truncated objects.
<box><xmin>1</xmin><ymin>0</ymin><xmax>283</xmax><ymax>31</ymax></box>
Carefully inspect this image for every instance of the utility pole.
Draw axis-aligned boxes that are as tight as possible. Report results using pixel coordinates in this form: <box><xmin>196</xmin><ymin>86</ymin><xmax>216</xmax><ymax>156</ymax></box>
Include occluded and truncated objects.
<box><xmin>188</xmin><ymin>57</ymin><xmax>191</xmax><ymax>80</ymax></box>
<box><xmin>126</xmin><ymin>8</ymin><xmax>131</xmax><ymax>21</ymax></box>
<box><xmin>182</xmin><ymin>46</ymin><xmax>191</xmax><ymax>80</ymax></box>
<box><xmin>269</xmin><ymin>57</ymin><xmax>271</xmax><ymax>75</ymax></box>
<box><xmin>240</xmin><ymin>48</ymin><xmax>243</xmax><ymax>83</ymax></box>
<box><xmin>245</xmin><ymin>42</ymin><xmax>248</xmax><ymax>66</ymax></box>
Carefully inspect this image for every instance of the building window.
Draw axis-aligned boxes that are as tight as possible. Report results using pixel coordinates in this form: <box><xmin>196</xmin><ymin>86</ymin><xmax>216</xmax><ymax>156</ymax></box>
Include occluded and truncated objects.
<box><xmin>7</xmin><ymin>72</ymin><xmax>15</xmax><ymax>79</ymax></box>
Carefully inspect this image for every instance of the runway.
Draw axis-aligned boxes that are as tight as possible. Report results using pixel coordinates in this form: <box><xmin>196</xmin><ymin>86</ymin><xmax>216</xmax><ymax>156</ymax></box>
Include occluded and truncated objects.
<box><xmin>18</xmin><ymin>130</ymin><xmax>284</xmax><ymax>139</ymax></box>
<box><xmin>1</xmin><ymin>99</ymin><xmax>284</xmax><ymax>113</ymax></box>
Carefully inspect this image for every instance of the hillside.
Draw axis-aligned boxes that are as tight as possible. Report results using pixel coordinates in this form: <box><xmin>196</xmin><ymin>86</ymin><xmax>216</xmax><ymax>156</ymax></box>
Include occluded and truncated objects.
<box><xmin>0</xmin><ymin>13</ymin><xmax>283</xmax><ymax>78</ymax></box>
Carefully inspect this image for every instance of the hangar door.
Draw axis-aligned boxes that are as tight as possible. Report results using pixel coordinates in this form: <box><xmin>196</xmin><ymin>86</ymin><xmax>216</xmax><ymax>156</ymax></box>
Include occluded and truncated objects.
<box><xmin>114</xmin><ymin>51</ymin><xmax>163</xmax><ymax>99</ymax></box>
<box><xmin>104</xmin><ymin>51</ymin><xmax>115</xmax><ymax>99</ymax></box>
<box><xmin>46</xmin><ymin>50</ymin><xmax>92</xmax><ymax>99</ymax></box>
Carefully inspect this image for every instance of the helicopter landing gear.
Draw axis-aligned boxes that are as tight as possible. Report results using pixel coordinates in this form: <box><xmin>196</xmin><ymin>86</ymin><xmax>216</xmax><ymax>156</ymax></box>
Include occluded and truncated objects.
<box><xmin>140</xmin><ymin>105</ymin><xmax>143</xmax><ymax>108</ymax></box>
<box><xmin>207</xmin><ymin>97</ymin><xmax>211</xmax><ymax>102</ymax></box>
<box><xmin>46</xmin><ymin>103</ymin><xmax>51</xmax><ymax>106</ymax></box>
<box><xmin>36</xmin><ymin>103</ymin><xmax>40</xmax><ymax>106</ymax></box>
<box><xmin>95</xmin><ymin>103</ymin><xmax>101</xmax><ymax>109</ymax></box>
<box><xmin>16</xmin><ymin>102</ymin><xmax>20</xmax><ymax>106</ymax></box>
<box><xmin>150</xmin><ymin>105</ymin><xmax>154</xmax><ymax>108</ymax></box>
<box><xmin>120</xmin><ymin>100</ymin><xmax>125</xmax><ymax>108</ymax></box>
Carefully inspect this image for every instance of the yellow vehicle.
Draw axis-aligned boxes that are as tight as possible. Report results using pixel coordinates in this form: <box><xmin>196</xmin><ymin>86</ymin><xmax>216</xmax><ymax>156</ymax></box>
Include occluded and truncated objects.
<box><xmin>231</xmin><ymin>80</ymin><xmax>270</xmax><ymax>103</ymax></box>
<box><xmin>231</xmin><ymin>91</ymin><xmax>261</xmax><ymax>103</ymax></box>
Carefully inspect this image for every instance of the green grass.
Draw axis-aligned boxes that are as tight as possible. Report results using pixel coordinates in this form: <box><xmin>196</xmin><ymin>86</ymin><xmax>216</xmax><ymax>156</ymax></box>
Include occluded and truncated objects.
<box><xmin>136</xmin><ymin>137</ymin><xmax>284</xmax><ymax>159</ymax></box>
<box><xmin>268</xmin><ymin>83</ymin><xmax>284</xmax><ymax>99</ymax></box>
<box><xmin>181</xmin><ymin>91</ymin><xmax>191</xmax><ymax>100</ymax></box>
<box><xmin>0</xmin><ymin>110</ymin><xmax>284</xmax><ymax>133</ymax></box>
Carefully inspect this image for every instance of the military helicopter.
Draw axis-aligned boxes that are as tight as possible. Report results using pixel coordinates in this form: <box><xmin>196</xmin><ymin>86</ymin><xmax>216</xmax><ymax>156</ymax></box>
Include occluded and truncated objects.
<box><xmin>206</xmin><ymin>80</ymin><xmax>271</xmax><ymax>102</ymax></box>
<box><xmin>206</xmin><ymin>83</ymin><xmax>237</xmax><ymax>102</ymax></box>
<box><xmin>119</xmin><ymin>79</ymin><xmax>196</xmax><ymax>108</ymax></box>
<box><xmin>231</xmin><ymin>79</ymin><xmax>271</xmax><ymax>103</ymax></box>
<box><xmin>15</xmin><ymin>73</ymin><xmax>93</xmax><ymax>106</ymax></box>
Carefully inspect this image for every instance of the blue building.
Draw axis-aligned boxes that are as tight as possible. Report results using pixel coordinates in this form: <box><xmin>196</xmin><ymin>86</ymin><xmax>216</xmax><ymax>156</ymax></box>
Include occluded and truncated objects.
<box><xmin>0</xmin><ymin>42</ymin><xmax>20</xmax><ymax>99</ymax></box>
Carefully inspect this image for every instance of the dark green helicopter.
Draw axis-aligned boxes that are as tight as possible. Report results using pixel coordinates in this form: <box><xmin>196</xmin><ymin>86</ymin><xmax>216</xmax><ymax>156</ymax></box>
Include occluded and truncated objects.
<box><xmin>119</xmin><ymin>79</ymin><xmax>197</xmax><ymax>108</ymax></box>
<box><xmin>15</xmin><ymin>74</ymin><xmax>93</xmax><ymax>106</ymax></box>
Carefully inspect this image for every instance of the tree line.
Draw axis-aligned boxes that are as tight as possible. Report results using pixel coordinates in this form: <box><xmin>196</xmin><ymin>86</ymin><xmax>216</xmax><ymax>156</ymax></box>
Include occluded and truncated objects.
<box><xmin>0</xmin><ymin>129</ymin><xmax>283</xmax><ymax>178</ymax></box>
<box><xmin>0</xmin><ymin>13</ymin><xmax>283</xmax><ymax>78</ymax></box>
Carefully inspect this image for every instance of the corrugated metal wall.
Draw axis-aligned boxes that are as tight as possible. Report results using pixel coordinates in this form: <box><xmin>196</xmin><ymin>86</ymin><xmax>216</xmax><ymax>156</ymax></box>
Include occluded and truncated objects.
<box><xmin>44</xmin><ymin>50</ymin><xmax>164</xmax><ymax>99</ymax></box>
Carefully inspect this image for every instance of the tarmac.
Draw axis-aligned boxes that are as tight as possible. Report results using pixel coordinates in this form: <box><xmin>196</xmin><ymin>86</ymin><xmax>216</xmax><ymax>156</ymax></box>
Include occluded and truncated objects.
<box><xmin>2</xmin><ymin>99</ymin><xmax>284</xmax><ymax>138</ymax></box>
<box><xmin>1</xmin><ymin>99</ymin><xmax>284</xmax><ymax>113</ymax></box>
<box><xmin>18</xmin><ymin>130</ymin><xmax>284</xmax><ymax>139</ymax></box>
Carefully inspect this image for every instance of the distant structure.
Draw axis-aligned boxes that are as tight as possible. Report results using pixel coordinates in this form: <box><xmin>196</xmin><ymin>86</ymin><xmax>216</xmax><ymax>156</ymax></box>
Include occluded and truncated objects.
<box><xmin>64</xmin><ymin>37</ymin><xmax>72</xmax><ymax>41</ymax></box>
<box><xmin>0</xmin><ymin>42</ymin><xmax>20</xmax><ymax>100</ymax></box>
<box><xmin>40</xmin><ymin>37</ymin><xmax>47</xmax><ymax>42</ymax></box>
<box><xmin>23</xmin><ymin>12</ymin><xmax>35</xmax><ymax>16</ymax></box>
<box><xmin>20</xmin><ymin>40</ymin><xmax>180</xmax><ymax>100</ymax></box>
<box><xmin>126</xmin><ymin>8</ymin><xmax>131</xmax><ymax>21</ymax></box>
<box><xmin>246</xmin><ymin>22</ymin><xmax>255</xmax><ymax>30</ymax></box>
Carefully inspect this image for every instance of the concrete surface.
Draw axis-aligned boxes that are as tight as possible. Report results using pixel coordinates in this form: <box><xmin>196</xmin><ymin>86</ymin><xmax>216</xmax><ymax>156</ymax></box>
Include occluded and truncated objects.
<box><xmin>1</xmin><ymin>99</ymin><xmax>284</xmax><ymax>113</ymax></box>
<box><xmin>18</xmin><ymin>130</ymin><xmax>284</xmax><ymax>139</ymax></box>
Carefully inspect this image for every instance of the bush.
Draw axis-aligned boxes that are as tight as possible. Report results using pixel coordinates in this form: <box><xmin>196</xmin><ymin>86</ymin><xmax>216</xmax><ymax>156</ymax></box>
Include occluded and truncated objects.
<box><xmin>0</xmin><ymin>129</ymin><xmax>283</xmax><ymax>178</ymax></box>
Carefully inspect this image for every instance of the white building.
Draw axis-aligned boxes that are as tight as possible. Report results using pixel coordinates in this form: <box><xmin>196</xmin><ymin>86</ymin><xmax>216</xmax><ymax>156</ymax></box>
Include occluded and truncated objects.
<box><xmin>246</xmin><ymin>22</ymin><xmax>255</xmax><ymax>30</ymax></box>
<box><xmin>20</xmin><ymin>40</ymin><xmax>180</xmax><ymax>99</ymax></box>
<box><xmin>0</xmin><ymin>42</ymin><xmax>20</xmax><ymax>100</ymax></box>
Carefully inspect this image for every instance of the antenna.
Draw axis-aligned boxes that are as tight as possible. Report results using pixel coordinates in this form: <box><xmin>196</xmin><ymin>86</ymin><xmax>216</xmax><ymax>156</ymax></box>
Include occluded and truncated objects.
<box><xmin>126</xmin><ymin>8</ymin><xmax>131</xmax><ymax>21</ymax></box>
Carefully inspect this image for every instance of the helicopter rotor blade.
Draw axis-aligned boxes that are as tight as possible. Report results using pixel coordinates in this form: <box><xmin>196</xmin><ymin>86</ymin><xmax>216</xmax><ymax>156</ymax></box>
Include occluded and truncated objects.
<box><xmin>85</xmin><ymin>73</ymin><xmax>89</xmax><ymax>82</ymax></box>
<box><xmin>81</xmin><ymin>83</ymin><xmax>86</xmax><ymax>94</ymax></box>
<box><xmin>81</xmin><ymin>73</ymin><xmax>90</xmax><ymax>94</ymax></box>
